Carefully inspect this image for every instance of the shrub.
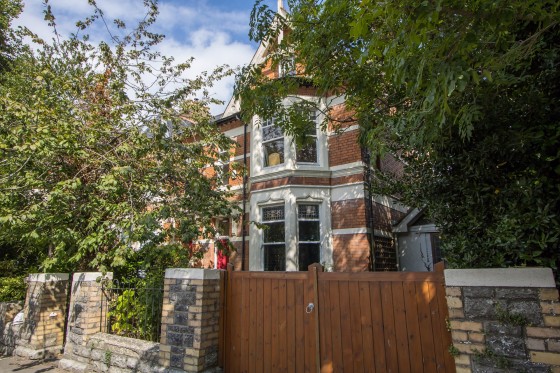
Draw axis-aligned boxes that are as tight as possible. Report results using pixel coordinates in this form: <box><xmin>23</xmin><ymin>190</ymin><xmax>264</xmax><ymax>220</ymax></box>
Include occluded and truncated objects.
<box><xmin>0</xmin><ymin>276</ymin><xmax>26</xmax><ymax>302</ymax></box>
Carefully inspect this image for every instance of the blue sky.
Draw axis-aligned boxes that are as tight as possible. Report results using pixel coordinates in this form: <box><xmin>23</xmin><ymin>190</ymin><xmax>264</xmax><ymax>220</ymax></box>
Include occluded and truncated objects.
<box><xmin>14</xmin><ymin>0</ymin><xmax>280</xmax><ymax>113</ymax></box>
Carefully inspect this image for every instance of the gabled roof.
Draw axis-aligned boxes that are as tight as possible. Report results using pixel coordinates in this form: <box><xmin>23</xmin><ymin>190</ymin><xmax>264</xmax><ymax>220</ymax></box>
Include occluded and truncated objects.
<box><xmin>393</xmin><ymin>208</ymin><xmax>438</xmax><ymax>233</ymax></box>
<box><xmin>222</xmin><ymin>3</ymin><xmax>289</xmax><ymax>117</ymax></box>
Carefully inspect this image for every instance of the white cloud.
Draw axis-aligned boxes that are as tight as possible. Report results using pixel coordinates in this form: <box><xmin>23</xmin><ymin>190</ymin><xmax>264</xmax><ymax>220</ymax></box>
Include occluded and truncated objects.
<box><xmin>14</xmin><ymin>0</ymin><xmax>257</xmax><ymax>114</ymax></box>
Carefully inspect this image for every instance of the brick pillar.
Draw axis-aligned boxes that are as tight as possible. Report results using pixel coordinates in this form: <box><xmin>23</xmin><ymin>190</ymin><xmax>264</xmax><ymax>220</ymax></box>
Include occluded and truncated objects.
<box><xmin>59</xmin><ymin>272</ymin><xmax>112</xmax><ymax>372</ymax></box>
<box><xmin>14</xmin><ymin>273</ymin><xmax>70</xmax><ymax>359</ymax></box>
<box><xmin>159</xmin><ymin>268</ymin><xmax>222</xmax><ymax>372</ymax></box>
<box><xmin>445</xmin><ymin>268</ymin><xmax>560</xmax><ymax>373</ymax></box>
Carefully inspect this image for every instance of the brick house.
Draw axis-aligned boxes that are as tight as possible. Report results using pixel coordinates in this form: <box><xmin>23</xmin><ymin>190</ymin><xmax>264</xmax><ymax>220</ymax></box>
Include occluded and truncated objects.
<box><xmin>196</xmin><ymin>2</ymin><xmax>437</xmax><ymax>273</ymax></box>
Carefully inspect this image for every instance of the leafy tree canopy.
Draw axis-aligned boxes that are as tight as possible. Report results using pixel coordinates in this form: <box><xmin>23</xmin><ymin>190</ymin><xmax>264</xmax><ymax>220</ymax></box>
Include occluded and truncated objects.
<box><xmin>236</xmin><ymin>0</ymin><xmax>560</xmax><ymax>270</ymax></box>
<box><xmin>0</xmin><ymin>0</ymin><xmax>237</xmax><ymax>274</ymax></box>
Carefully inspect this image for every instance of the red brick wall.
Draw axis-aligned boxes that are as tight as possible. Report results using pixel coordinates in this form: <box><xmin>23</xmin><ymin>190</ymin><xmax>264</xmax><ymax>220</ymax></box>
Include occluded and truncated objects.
<box><xmin>251</xmin><ymin>175</ymin><xmax>331</xmax><ymax>191</ymax></box>
<box><xmin>332</xmin><ymin>173</ymin><xmax>364</xmax><ymax>186</ymax></box>
<box><xmin>328</xmin><ymin>130</ymin><xmax>363</xmax><ymax>167</ymax></box>
<box><xmin>217</xmin><ymin>117</ymin><xmax>244</xmax><ymax>132</ymax></box>
<box><xmin>234</xmin><ymin>133</ymin><xmax>250</xmax><ymax>157</ymax></box>
<box><xmin>328</xmin><ymin>103</ymin><xmax>356</xmax><ymax>130</ymax></box>
<box><xmin>198</xmin><ymin>239</ymin><xmax>249</xmax><ymax>270</ymax></box>
<box><xmin>371</xmin><ymin>202</ymin><xmax>406</xmax><ymax>231</ymax></box>
<box><xmin>229</xmin><ymin>241</ymin><xmax>249</xmax><ymax>270</ymax></box>
<box><xmin>378</xmin><ymin>152</ymin><xmax>403</xmax><ymax>178</ymax></box>
<box><xmin>331</xmin><ymin>198</ymin><xmax>368</xmax><ymax>229</ymax></box>
<box><xmin>332</xmin><ymin>234</ymin><xmax>370</xmax><ymax>272</ymax></box>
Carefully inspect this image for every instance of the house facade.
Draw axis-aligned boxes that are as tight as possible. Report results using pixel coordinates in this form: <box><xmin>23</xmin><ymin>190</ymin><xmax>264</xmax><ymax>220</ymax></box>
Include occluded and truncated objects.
<box><xmin>195</xmin><ymin>54</ymin><xmax>409</xmax><ymax>272</ymax></box>
<box><xmin>196</xmin><ymin>3</ymin><xmax>427</xmax><ymax>273</ymax></box>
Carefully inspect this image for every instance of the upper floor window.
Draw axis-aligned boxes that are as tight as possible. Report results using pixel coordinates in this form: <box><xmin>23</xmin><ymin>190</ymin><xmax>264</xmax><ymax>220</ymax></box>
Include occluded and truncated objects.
<box><xmin>262</xmin><ymin>118</ymin><xmax>284</xmax><ymax>167</ymax></box>
<box><xmin>216</xmin><ymin>217</ymin><xmax>230</xmax><ymax>237</ymax></box>
<box><xmin>216</xmin><ymin>147</ymin><xmax>230</xmax><ymax>185</ymax></box>
<box><xmin>296</xmin><ymin>111</ymin><xmax>318</xmax><ymax>164</ymax></box>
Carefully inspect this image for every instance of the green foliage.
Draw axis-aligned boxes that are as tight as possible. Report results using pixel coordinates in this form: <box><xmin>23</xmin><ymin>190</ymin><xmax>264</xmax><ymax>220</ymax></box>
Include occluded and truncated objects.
<box><xmin>237</xmin><ymin>0</ymin><xmax>560</xmax><ymax>272</ymax></box>
<box><xmin>0</xmin><ymin>0</ymin><xmax>238</xmax><ymax>273</ymax></box>
<box><xmin>495</xmin><ymin>303</ymin><xmax>529</xmax><ymax>327</ymax></box>
<box><xmin>0</xmin><ymin>275</ymin><xmax>26</xmax><ymax>302</ymax></box>
<box><xmin>109</xmin><ymin>289</ymin><xmax>144</xmax><ymax>338</ymax></box>
<box><xmin>103</xmin><ymin>350</ymin><xmax>112</xmax><ymax>366</ymax></box>
<box><xmin>107</xmin><ymin>283</ymin><xmax>163</xmax><ymax>341</ymax></box>
<box><xmin>0</xmin><ymin>0</ymin><xmax>22</xmax><ymax>70</ymax></box>
<box><xmin>448</xmin><ymin>344</ymin><xmax>459</xmax><ymax>357</ymax></box>
<box><xmin>474</xmin><ymin>348</ymin><xmax>512</xmax><ymax>370</ymax></box>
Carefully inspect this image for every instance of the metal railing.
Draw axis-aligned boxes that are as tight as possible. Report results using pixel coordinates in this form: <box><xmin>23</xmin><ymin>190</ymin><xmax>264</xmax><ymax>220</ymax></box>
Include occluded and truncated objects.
<box><xmin>101</xmin><ymin>279</ymin><xmax>163</xmax><ymax>342</ymax></box>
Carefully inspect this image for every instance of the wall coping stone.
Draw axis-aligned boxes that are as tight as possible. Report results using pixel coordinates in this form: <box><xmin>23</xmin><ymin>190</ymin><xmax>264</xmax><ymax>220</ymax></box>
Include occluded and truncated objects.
<box><xmin>445</xmin><ymin>268</ymin><xmax>555</xmax><ymax>288</ymax></box>
<box><xmin>71</xmin><ymin>272</ymin><xmax>113</xmax><ymax>282</ymax></box>
<box><xmin>27</xmin><ymin>273</ymin><xmax>69</xmax><ymax>282</ymax></box>
<box><xmin>165</xmin><ymin>268</ymin><xmax>222</xmax><ymax>280</ymax></box>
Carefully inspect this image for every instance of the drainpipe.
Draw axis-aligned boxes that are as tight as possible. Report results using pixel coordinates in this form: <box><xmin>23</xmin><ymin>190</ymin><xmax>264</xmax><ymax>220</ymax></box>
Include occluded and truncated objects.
<box><xmin>238</xmin><ymin>114</ymin><xmax>248</xmax><ymax>271</ymax></box>
<box><xmin>362</xmin><ymin>147</ymin><xmax>376</xmax><ymax>271</ymax></box>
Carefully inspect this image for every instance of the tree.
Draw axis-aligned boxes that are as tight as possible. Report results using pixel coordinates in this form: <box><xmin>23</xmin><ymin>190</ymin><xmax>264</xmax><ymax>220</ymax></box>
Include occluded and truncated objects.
<box><xmin>236</xmin><ymin>0</ymin><xmax>560</xmax><ymax>270</ymax></box>
<box><xmin>0</xmin><ymin>0</ymin><xmax>22</xmax><ymax>71</ymax></box>
<box><xmin>0</xmin><ymin>0</ymin><xmax>237</xmax><ymax>274</ymax></box>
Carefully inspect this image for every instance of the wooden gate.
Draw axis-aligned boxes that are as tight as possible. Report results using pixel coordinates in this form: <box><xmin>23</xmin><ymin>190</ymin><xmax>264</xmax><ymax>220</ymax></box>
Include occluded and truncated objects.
<box><xmin>220</xmin><ymin>264</ymin><xmax>455</xmax><ymax>373</ymax></box>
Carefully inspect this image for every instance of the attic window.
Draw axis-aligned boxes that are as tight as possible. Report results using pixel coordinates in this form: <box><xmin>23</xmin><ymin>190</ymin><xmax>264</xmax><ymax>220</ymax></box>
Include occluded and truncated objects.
<box><xmin>279</xmin><ymin>56</ymin><xmax>296</xmax><ymax>77</ymax></box>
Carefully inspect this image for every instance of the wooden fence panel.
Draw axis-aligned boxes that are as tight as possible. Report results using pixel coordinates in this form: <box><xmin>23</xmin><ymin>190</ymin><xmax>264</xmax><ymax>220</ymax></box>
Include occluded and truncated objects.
<box><xmin>222</xmin><ymin>268</ymin><xmax>455</xmax><ymax>373</ymax></box>
<box><xmin>315</xmin><ymin>271</ymin><xmax>454</xmax><ymax>373</ymax></box>
<box><xmin>224</xmin><ymin>270</ymin><xmax>315</xmax><ymax>373</ymax></box>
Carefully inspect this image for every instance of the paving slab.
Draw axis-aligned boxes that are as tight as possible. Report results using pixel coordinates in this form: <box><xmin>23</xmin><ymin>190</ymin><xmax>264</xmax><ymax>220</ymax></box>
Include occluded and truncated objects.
<box><xmin>0</xmin><ymin>356</ymin><xmax>64</xmax><ymax>373</ymax></box>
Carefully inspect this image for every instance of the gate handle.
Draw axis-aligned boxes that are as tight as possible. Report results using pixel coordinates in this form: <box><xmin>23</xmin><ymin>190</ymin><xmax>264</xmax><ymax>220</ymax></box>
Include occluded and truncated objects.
<box><xmin>306</xmin><ymin>303</ymin><xmax>315</xmax><ymax>313</ymax></box>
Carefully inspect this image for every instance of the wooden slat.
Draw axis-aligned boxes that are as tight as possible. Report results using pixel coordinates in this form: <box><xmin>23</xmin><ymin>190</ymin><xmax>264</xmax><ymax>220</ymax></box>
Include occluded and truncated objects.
<box><xmin>339</xmin><ymin>281</ymin><xmax>354</xmax><ymax>372</ymax></box>
<box><xmin>403</xmin><ymin>282</ymin><xmax>424</xmax><ymax>373</ymax></box>
<box><xmin>278</xmin><ymin>279</ymin><xmax>287</xmax><ymax>372</ymax></box>
<box><xmin>295</xmin><ymin>279</ymin><xmax>306</xmax><ymax>373</ymax></box>
<box><xmin>255</xmin><ymin>278</ymin><xmax>264</xmax><ymax>373</ymax></box>
<box><xmin>370</xmin><ymin>282</ymin><xmax>386</xmax><ymax>372</ymax></box>
<box><xmin>329</xmin><ymin>281</ymin><xmax>344</xmax><ymax>372</ymax></box>
<box><xmin>349</xmin><ymin>281</ymin><xmax>365</xmax><ymax>373</ymax></box>
<box><xmin>391</xmin><ymin>282</ymin><xmax>411</xmax><ymax>373</ymax></box>
<box><xmin>233</xmin><ymin>274</ymin><xmax>243</xmax><ymax>373</ymax></box>
<box><xmin>436</xmin><ymin>282</ymin><xmax>456</xmax><ymax>372</ymax></box>
<box><xmin>271</xmin><ymin>279</ymin><xmax>280</xmax><ymax>371</ymax></box>
<box><xmin>428</xmin><ymin>282</ymin><xmax>447</xmax><ymax>372</ymax></box>
<box><xmin>248</xmin><ymin>278</ymin><xmax>257</xmax><ymax>373</ymax></box>
<box><xmin>241</xmin><ymin>276</ymin><xmax>250</xmax><ymax>372</ymax></box>
<box><xmin>286</xmin><ymin>280</ymin><xmax>297</xmax><ymax>372</ymax></box>
<box><xmin>380</xmin><ymin>282</ymin><xmax>398</xmax><ymax>373</ymax></box>
<box><xmin>304</xmin><ymin>273</ymin><xmax>316</xmax><ymax>373</ymax></box>
<box><xmin>263</xmin><ymin>278</ymin><xmax>272</xmax><ymax>373</ymax></box>
<box><xmin>416</xmin><ymin>281</ymin><xmax>437</xmax><ymax>372</ymax></box>
<box><xmin>358</xmin><ymin>281</ymin><xmax>375</xmax><ymax>373</ymax></box>
<box><xmin>319</xmin><ymin>280</ymin><xmax>333</xmax><ymax>373</ymax></box>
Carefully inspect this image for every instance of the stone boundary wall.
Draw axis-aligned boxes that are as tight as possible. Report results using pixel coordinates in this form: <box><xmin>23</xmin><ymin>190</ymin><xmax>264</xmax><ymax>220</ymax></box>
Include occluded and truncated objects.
<box><xmin>15</xmin><ymin>273</ymin><xmax>69</xmax><ymax>359</ymax></box>
<box><xmin>59</xmin><ymin>332</ymin><xmax>164</xmax><ymax>373</ymax></box>
<box><xmin>0</xmin><ymin>302</ymin><xmax>23</xmax><ymax>356</ymax></box>
<box><xmin>445</xmin><ymin>268</ymin><xmax>560</xmax><ymax>373</ymax></box>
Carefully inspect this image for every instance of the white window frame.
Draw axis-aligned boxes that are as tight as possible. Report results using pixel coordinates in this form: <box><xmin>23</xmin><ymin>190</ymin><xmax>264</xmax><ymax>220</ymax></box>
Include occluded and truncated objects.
<box><xmin>295</xmin><ymin>110</ymin><xmax>319</xmax><ymax>165</ymax></box>
<box><xmin>261</xmin><ymin>204</ymin><xmax>287</xmax><ymax>271</ymax></box>
<box><xmin>296</xmin><ymin>204</ymin><xmax>321</xmax><ymax>270</ymax></box>
<box><xmin>261</xmin><ymin>117</ymin><xmax>285</xmax><ymax>168</ymax></box>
